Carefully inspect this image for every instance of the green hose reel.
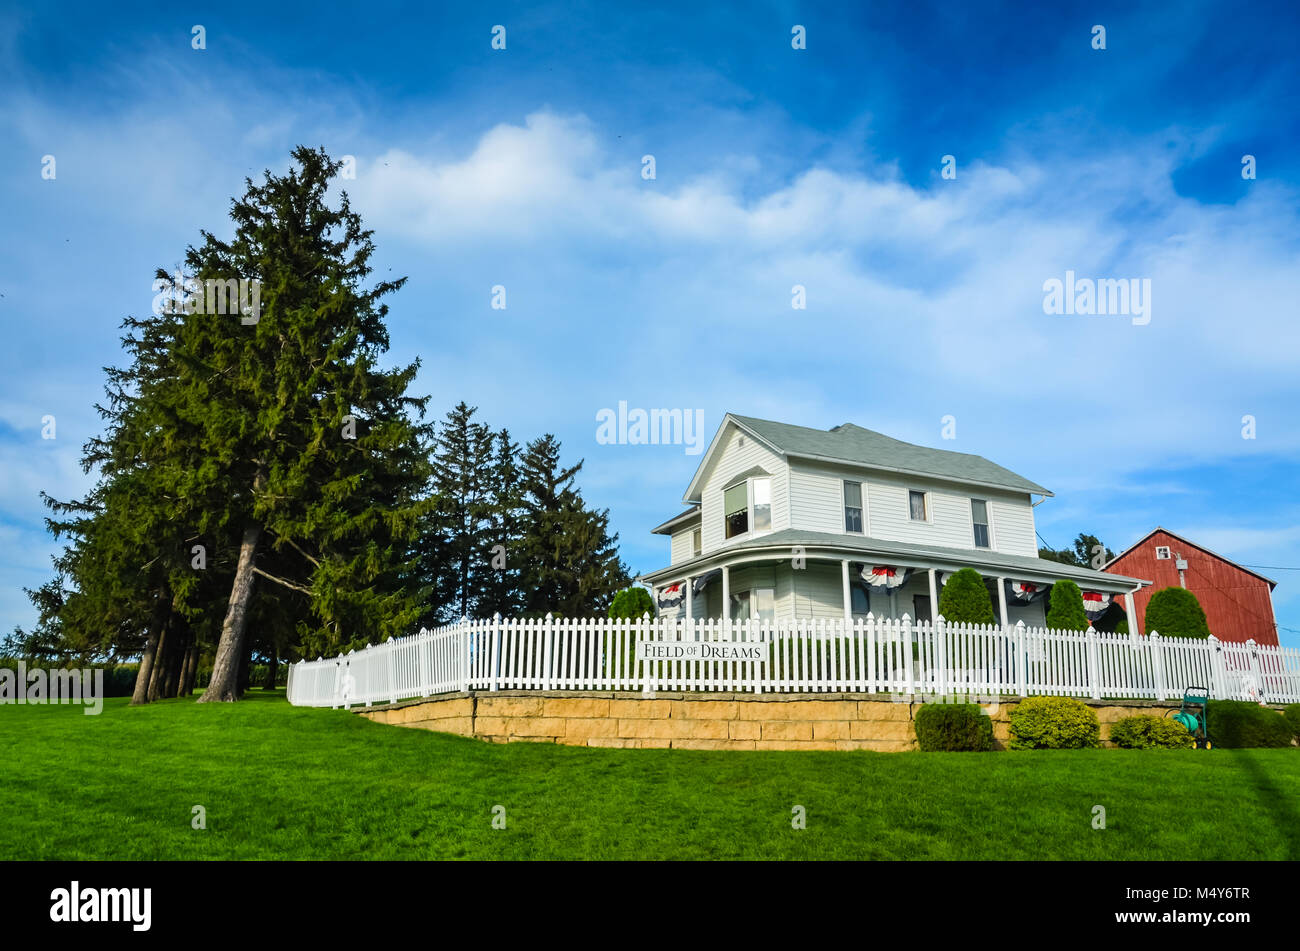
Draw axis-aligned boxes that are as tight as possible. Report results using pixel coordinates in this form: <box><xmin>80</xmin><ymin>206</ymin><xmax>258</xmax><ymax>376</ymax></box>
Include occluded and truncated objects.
<box><xmin>1170</xmin><ymin>687</ymin><xmax>1211</xmax><ymax>749</ymax></box>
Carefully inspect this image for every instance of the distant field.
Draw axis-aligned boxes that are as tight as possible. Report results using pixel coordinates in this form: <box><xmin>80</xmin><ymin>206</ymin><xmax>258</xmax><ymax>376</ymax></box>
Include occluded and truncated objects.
<box><xmin>2</xmin><ymin>691</ymin><xmax>1297</xmax><ymax>860</ymax></box>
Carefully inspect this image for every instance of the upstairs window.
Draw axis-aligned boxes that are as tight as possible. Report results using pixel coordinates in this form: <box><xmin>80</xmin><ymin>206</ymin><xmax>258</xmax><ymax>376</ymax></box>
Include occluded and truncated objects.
<box><xmin>692</xmin><ymin>528</ymin><xmax>702</xmax><ymax>557</ymax></box>
<box><xmin>1155</xmin><ymin>545</ymin><xmax>1171</xmax><ymax>560</ymax></box>
<box><xmin>724</xmin><ymin>482</ymin><xmax>749</xmax><ymax>538</ymax></box>
<box><xmin>844</xmin><ymin>481</ymin><xmax>863</xmax><ymax>533</ymax></box>
<box><xmin>971</xmin><ymin>499</ymin><xmax>990</xmax><ymax>548</ymax></box>
<box><xmin>725</xmin><ymin>477</ymin><xmax>772</xmax><ymax>538</ymax></box>
<box><xmin>909</xmin><ymin>490</ymin><xmax>928</xmax><ymax>522</ymax></box>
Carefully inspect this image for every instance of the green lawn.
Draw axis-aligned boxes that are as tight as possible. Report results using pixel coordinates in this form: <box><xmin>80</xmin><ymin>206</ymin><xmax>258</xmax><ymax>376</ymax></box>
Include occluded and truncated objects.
<box><xmin>3</xmin><ymin>691</ymin><xmax>1297</xmax><ymax>860</ymax></box>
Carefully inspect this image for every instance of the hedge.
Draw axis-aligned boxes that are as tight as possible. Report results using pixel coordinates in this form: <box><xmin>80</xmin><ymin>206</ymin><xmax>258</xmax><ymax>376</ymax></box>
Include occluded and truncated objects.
<box><xmin>1008</xmin><ymin>695</ymin><xmax>1100</xmax><ymax>749</ymax></box>
<box><xmin>1206</xmin><ymin>700</ymin><xmax>1293</xmax><ymax>748</ymax></box>
<box><xmin>914</xmin><ymin>703</ymin><xmax>994</xmax><ymax>751</ymax></box>
<box><xmin>1144</xmin><ymin>587</ymin><xmax>1211</xmax><ymax>639</ymax></box>
<box><xmin>1109</xmin><ymin>714</ymin><xmax>1193</xmax><ymax>749</ymax></box>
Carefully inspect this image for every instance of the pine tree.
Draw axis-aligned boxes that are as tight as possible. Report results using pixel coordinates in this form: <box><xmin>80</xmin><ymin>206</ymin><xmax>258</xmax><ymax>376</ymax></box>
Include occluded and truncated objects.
<box><xmin>425</xmin><ymin>402</ymin><xmax>495</xmax><ymax>621</ymax></box>
<box><xmin>478</xmin><ymin>427</ymin><xmax>523</xmax><ymax>617</ymax></box>
<box><xmin>150</xmin><ymin>146</ymin><xmax>436</xmax><ymax>701</ymax></box>
<box><xmin>517</xmin><ymin>435</ymin><xmax>629</xmax><ymax>616</ymax></box>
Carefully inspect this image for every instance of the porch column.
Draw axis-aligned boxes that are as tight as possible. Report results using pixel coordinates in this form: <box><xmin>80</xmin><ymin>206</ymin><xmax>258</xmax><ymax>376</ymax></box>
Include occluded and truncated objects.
<box><xmin>996</xmin><ymin>576</ymin><xmax>1009</xmax><ymax>628</ymax></box>
<box><xmin>928</xmin><ymin>568</ymin><xmax>939</xmax><ymax>618</ymax></box>
<box><xmin>841</xmin><ymin>560</ymin><xmax>852</xmax><ymax>621</ymax></box>
<box><xmin>1124</xmin><ymin>590</ymin><xmax>1139</xmax><ymax>636</ymax></box>
<box><xmin>721</xmin><ymin>565</ymin><xmax>730</xmax><ymax>628</ymax></box>
<box><xmin>684</xmin><ymin>576</ymin><xmax>693</xmax><ymax>620</ymax></box>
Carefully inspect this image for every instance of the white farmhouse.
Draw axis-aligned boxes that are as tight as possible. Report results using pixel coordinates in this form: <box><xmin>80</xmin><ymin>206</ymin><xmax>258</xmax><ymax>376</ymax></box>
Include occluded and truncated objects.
<box><xmin>641</xmin><ymin>414</ymin><xmax>1145</xmax><ymax>630</ymax></box>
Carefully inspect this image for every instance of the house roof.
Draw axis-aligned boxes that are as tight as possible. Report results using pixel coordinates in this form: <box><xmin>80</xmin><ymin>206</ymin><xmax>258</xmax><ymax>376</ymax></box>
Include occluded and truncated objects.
<box><xmin>710</xmin><ymin>414</ymin><xmax>1053</xmax><ymax>498</ymax></box>
<box><xmin>650</xmin><ymin>506</ymin><xmax>701</xmax><ymax>535</ymax></box>
<box><xmin>1102</xmin><ymin>526</ymin><xmax>1278</xmax><ymax>589</ymax></box>
<box><xmin>643</xmin><ymin>528</ymin><xmax>1146</xmax><ymax>590</ymax></box>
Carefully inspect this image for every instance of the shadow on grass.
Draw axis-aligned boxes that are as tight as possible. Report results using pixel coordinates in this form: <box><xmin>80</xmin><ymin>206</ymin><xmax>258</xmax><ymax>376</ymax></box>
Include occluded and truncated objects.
<box><xmin>1230</xmin><ymin>748</ymin><xmax>1300</xmax><ymax>859</ymax></box>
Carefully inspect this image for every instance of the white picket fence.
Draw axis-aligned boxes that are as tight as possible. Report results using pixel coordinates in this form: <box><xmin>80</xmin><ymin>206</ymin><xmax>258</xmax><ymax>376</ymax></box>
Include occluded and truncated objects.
<box><xmin>285</xmin><ymin>614</ymin><xmax>1300</xmax><ymax>709</ymax></box>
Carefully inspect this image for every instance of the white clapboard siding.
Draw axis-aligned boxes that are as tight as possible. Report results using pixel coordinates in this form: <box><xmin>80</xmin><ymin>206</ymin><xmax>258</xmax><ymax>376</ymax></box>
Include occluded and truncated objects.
<box><xmin>287</xmin><ymin>615</ymin><xmax>1300</xmax><ymax>709</ymax></box>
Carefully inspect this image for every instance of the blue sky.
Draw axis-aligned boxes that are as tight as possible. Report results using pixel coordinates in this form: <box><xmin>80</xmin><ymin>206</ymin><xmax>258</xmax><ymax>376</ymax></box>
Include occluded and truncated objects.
<box><xmin>1</xmin><ymin>1</ymin><xmax>1298</xmax><ymax>645</ymax></box>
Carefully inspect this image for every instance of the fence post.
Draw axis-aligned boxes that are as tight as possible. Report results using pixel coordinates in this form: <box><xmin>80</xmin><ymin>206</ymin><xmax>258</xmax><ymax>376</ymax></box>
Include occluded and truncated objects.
<box><xmin>489</xmin><ymin>614</ymin><xmax>500</xmax><ymax>692</ymax></box>
<box><xmin>543</xmin><ymin>615</ymin><xmax>554</xmax><ymax>691</ymax></box>
<box><xmin>1150</xmin><ymin>632</ymin><xmax>1166</xmax><ymax>702</ymax></box>
<box><xmin>386</xmin><ymin>641</ymin><xmax>397</xmax><ymax>704</ymax></box>
<box><xmin>1015</xmin><ymin>620</ymin><xmax>1027</xmax><ymax>697</ymax></box>
<box><xmin>941</xmin><ymin>615</ymin><xmax>951</xmax><ymax>696</ymax></box>
<box><xmin>1085</xmin><ymin>629</ymin><xmax>1100</xmax><ymax>700</ymax></box>
<box><xmin>1207</xmin><ymin>635</ymin><xmax>1226</xmax><ymax>700</ymax></box>
<box><xmin>901</xmin><ymin>613</ymin><xmax>915</xmax><ymax>696</ymax></box>
<box><xmin>641</xmin><ymin>612</ymin><xmax>656</xmax><ymax>697</ymax></box>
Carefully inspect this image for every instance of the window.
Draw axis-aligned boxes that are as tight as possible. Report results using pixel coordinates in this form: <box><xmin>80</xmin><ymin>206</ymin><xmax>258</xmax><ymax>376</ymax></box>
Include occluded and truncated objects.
<box><xmin>724</xmin><ymin>482</ymin><xmax>749</xmax><ymax>538</ymax></box>
<box><xmin>692</xmin><ymin>528</ymin><xmax>702</xmax><ymax>557</ymax></box>
<box><xmin>732</xmin><ymin>588</ymin><xmax>775</xmax><ymax>621</ymax></box>
<box><xmin>971</xmin><ymin>499</ymin><xmax>990</xmax><ymax>548</ymax></box>
<box><xmin>752</xmin><ymin>478</ymin><xmax>772</xmax><ymax>532</ymax></box>
<box><xmin>851</xmin><ymin>585</ymin><xmax>871</xmax><ymax>617</ymax></box>
<box><xmin>909</xmin><ymin>490</ymin><xmax>928</xmax><ymax>521</ymax></box>
<box><xmin>1155</xmin><ymin>546</ymin><xmax>1171</xmax><ymax>560</ymax></box>
<box><xmin>724</xmin><ymin>477</ymin><xmax>772</xmax><ymax>539</ymax></box>
<box><xmin>729</xmin><ymin>591</ymin><xmax>750</xmax><ymax>621</ymax></box>
<box><xmin>913</xmin><ymin>595</ymin><xmax>932</xmax><ymax>624</ymax></box>
<box><xmin>844</xmin><ymin>481</ymin><xmax>863</xmax><ymax>533</ymax></box>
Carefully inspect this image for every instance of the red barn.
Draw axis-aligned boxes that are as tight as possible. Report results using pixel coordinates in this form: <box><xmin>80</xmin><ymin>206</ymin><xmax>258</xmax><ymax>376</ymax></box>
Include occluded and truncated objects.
<box><xmin>1102</xmin><ymin>527</ymin><xmax>1279</xmax><ymax>646</ymax></box>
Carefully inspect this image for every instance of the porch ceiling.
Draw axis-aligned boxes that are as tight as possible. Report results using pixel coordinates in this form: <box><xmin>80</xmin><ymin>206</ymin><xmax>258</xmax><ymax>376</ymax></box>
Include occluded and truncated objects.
<box><xmin>640</xmin><ymin>529</ymin><xmax>1147</xmax><ymax>591</ymax></box>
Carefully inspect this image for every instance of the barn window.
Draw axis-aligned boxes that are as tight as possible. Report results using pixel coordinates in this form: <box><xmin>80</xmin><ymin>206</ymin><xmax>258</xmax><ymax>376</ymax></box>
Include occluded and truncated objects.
<box><xmin>1155</xmin><ymin>546</ymin><xmax>1171</xmax><ymax>560</ymax></box>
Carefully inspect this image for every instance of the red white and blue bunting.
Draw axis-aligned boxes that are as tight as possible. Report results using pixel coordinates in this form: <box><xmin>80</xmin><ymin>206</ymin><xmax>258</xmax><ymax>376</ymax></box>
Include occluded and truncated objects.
<box><xmin>657</xmin><ymin>582</ymin><xmax>685</xmax><ymax>610</ymax></box>
<box><xmin>1005</xmin><ymin>580</ymin><xmax>1048</xmax><ymax>604</ymax></box>
<box><xmin>860</xmin><ymin>565</ymin><xmax>913</xmax><ymax>590</ymax></box>
<box><xmin>1081</xmin><ymin>590</ymin><xmax>1112</xmax><ymax>621</ymax></box>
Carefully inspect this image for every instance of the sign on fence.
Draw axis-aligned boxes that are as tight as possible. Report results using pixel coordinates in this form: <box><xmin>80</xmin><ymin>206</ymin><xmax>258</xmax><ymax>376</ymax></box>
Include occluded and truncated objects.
<box><xmin>635</xmin><ymin>639</ymin><xmax>767</xmax><ymax>664</ymax></box>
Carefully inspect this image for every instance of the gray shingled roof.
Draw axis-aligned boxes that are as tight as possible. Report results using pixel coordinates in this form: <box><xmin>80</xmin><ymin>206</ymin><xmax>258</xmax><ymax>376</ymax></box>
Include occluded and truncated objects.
<box><xmin>730</xmin><ymin>415</ymin><xmax>1052</xmax><ymax>496</ymax></box>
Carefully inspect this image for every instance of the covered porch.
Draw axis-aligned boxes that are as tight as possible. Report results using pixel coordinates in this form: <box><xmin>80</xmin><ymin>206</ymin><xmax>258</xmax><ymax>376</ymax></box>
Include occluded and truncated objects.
<box><xmin>641</xmin><ymin>536</ymin><xmax>1145</xmax><ymax>633</ymax></box>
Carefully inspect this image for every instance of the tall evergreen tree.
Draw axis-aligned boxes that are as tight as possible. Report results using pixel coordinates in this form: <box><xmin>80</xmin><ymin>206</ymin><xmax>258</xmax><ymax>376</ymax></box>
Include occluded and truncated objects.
<box><xmin>425</xmin><ymin>402</ymin><xmax>495</xmax><ymax>621</ymax></box>
<box><xmin>151</xmin><ymin>146</ymin><xmax>436</xmax><ymax>700</ymax></box>
<box><xmin>478</xmin><ymin>427</ymin><xmax>523</xmax><ymax>618</ymax></box>
<box><xmin>516</xmin><ymin>435</ymin><xmax>629</xmax><ymax>616</ymax></box>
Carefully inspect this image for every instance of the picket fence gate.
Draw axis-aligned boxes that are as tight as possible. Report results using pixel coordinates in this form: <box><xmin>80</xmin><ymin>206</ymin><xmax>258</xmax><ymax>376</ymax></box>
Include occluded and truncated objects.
<box><xmin>285</xmin><ymin>613</ymin><xmax>1300</xmax><ymax>710</ymax></box>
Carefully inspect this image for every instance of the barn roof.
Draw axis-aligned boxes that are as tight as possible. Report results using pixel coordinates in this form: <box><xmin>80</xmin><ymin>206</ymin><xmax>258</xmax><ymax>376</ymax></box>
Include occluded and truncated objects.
<box><xmin>1102</xmin><ymin>526</ymin><xmax>1278</xmax><ymax>589</ymax></box>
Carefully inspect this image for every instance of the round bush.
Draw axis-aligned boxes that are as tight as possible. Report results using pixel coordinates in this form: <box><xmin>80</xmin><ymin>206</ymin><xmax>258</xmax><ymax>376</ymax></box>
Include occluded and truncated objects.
<box><xmin>1206</xmin><ymin>700</ymin><xmax>1293</xmax><ymax>748</ymax></box>
<box><xmin>607</xmin><ymin>586</ymin><xmax>655</xmax><ymax>620</ymax></box>
<box><xmin>1045</xmin><ymin>580</ymin><xmax>1089</xmax><ymax>632</ymax></box>
<box><xmin>1009</xmin><ymin>695</ymin><xmax>1100</xmax><ymax>749</ymax></box>
<box><xmin>1284</xmin><ymin>704</ymin><xmax>1300</xmax><ymax>741</ymax></box>
<box><xmin>914</xmin><ymin>703</ymin><xmax>994</xmax><ymax>751</ymax></box>
<box><xmin>937</xmin><ymin>568</ymin><xmax>995</xmax><ymax>625</ymax></box>
<box><xmin>1144</xmin><ymin>587</ymin><xmax>1211</xmax><ymax>639</ymax></box>
<box><xmin>1109</xmin><ymin>714</ymin><xmax>1193</xmax><ymax>749</ymax></box>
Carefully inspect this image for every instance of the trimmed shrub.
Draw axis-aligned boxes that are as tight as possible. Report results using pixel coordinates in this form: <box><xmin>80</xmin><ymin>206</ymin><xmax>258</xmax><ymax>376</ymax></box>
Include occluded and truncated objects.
<box><xmin>1109</xmin><ymin>714</ymin><xmax>1193</xmax><ymax>749</ymax></box>
<box><xmin>1046</xmin><ymin>580</ymin><xmax>1089</xmax><ymax>631</ymax></box>
<box><xmin>608</xmin><ymin>586</ymin><xmax>655</xmax><ymax>620</ymax></box>
<box><xmin>937</xmin><ymin>567</ymin><xmax>996</xmax><ymax>625</ymax></box>
<box><xmin>1008</xmin><ymin>695</ymin><xmax>1100</xmax><ymax>749</ymax></box>
<box><xmin>1144</xmin><ymin>587</ymin><xmax>1211</xmax><ymax>639</ymax></box>
<box><xmin>1284</xmin><ymin>704</ymin><xmax>1300</xmax><ymax>741</ymax></box>
<box><xmin>1206</xmin><ymin>700</ymin><xmax>1293</xmax><ymax>748</ymax></box>
<box><xmin>914</xmin><ymin>703</ymin><xmax>994</xmax><ymax>751</ymax></box>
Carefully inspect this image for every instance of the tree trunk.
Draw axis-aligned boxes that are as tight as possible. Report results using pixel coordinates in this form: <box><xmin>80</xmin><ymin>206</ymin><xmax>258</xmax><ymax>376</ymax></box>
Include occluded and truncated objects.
<box><xmin>181</xmin><ymin>644</ymin><xmax>199</xmax><ymax>696</ymax></box>
<box><xmin>130</xmin><ymin>587</ymin><xmax>170</xmax><ymax>706</ymax></box>
<box><xmin>198</xmin><ymin>520</ymin><xmax>262</xmax><ymax>702</ymax></box>
<box><xmin>262</xmin><ymin>647</ymin><xmax>279</xmax><ymax>689</ymax></box>
<box><xmin>163</xmin><ymin>628</ymin><xmax>189</xmax><ymax>698</ymax></box>
<box><xmin>147</xmin><ymin>613</ymin><xmax>172</xmax><ymax>702</ymax></box>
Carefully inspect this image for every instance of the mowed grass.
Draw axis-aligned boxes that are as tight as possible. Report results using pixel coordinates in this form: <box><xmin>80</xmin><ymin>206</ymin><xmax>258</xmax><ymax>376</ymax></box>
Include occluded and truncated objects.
<box><xmin>3</xmin><ymin>691</ymin><xmax>1298</xmax><ymax>860</ymax></box>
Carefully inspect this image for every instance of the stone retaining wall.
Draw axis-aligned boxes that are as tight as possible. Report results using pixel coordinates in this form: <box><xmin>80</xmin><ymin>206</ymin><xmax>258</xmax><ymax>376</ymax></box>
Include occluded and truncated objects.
<box><xmin>355</xmin><ymin>691</ymin><xmax>1204</xmax><ymax>751</ymax></box>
